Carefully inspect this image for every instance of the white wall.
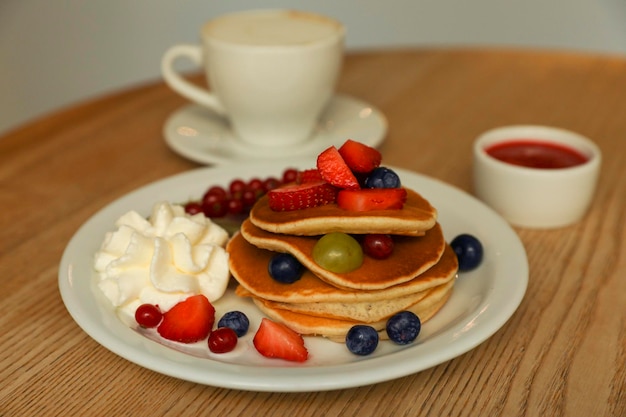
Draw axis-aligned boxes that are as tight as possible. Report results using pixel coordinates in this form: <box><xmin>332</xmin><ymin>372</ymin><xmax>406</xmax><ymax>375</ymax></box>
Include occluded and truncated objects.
<box><xmin>2</xmin><ymin>0</ymin><xmax>626</xmax><ymax>135</ymax></box>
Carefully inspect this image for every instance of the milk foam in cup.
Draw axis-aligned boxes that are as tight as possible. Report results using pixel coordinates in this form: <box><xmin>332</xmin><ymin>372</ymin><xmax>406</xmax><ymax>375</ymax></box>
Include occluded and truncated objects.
<box><xmin>162</xmin><ymin>10</ymin><xmax>345</xmax><ymax>148</ymax></box>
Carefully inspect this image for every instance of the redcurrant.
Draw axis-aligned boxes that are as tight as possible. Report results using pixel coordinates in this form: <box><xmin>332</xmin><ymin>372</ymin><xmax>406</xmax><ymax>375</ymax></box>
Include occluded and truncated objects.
<box><xmin>208</xmin><ymin>327</ymin><xmax>238</xmax><ymax>353</ymax></box>
<box><xmin>184</xmin><ymin>201</ymin><xmax>203</xmax><ymax>215</ymax></box>
<box><xmin>135</xmin><ymin>304</ymin><xmax>162</xmax><ymax>328</ymax></box>
<box><xmin>362</xmin><ymin>234</ymin><xmax>394</xmax><ymax>259</ymax></box>
<box><xmin>282</xmin><ymin>168</ymin><xmax>299</xmax><ymax>184</ymax></box>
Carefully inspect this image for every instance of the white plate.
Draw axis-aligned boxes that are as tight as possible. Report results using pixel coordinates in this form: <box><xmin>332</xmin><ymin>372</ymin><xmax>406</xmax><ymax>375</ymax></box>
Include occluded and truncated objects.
<box><xmin>163</xmin><ymin>94</ymin><xmax>387</xmax><ymax>165</ymax></box>
<box><xmin>58</xmin><ymin>160</ymin><xmax>528</xmax><ymax>392</ymax></box>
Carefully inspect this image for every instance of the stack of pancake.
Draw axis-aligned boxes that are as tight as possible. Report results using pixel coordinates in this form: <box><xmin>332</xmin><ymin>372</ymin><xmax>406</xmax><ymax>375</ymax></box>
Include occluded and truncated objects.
<box><xmin>226</xmin><ymin>187</ymin><xmax>458</xmax><ymax>342</ymax></box>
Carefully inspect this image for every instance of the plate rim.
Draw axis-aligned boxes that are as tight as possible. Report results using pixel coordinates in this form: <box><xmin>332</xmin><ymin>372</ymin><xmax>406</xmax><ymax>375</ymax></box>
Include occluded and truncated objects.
<box><xmin>58</xmin><ymin>160</ymin><xmax>528</xmax><ymax>392</ymax></box>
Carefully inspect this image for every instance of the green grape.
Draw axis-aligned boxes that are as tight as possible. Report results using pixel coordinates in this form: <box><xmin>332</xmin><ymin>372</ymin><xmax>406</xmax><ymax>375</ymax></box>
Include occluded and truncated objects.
<box><xmin>312</xmin><ymin>233</ymin><xmax>363</xmax><ymax>273</ymax></box>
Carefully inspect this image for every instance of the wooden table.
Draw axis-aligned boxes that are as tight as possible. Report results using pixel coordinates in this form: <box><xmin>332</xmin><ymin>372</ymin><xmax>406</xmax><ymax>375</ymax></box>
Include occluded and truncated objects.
<box><xmin>1</xmin><ymin>49</ymin><xmax>624</xmax><ymax>416</ymax></box>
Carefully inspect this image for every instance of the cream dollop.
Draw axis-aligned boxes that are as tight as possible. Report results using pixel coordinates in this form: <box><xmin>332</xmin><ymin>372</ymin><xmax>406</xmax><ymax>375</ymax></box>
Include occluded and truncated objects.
<box><xmin>94</xmin><ymin>201</ymin><xmax>230</xmax><ymax>320</ymax></box>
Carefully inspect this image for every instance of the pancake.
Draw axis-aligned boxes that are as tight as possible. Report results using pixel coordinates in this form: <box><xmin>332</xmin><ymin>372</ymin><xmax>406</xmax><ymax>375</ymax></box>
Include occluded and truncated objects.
<box><xmin>249</xmin><ymin>188</ymin><xmax>437</xmax><ymax>236</ymax></box>
<box><xmin>251</xmin><ymin>280</ymin><xmax>454</xmax><ymax>342</ymax></box>
<box><xmin>238</xmin><ymin>286</ymin><xmax>431</xmax><ymax>323</ymax></box>
<box><xmin>238</xmin><ymin>219</ymin><xmax>447</xmax><ymax>290</ymax></box>
<box><xmin>229</xmin><ymin>232</ymin><xmax>458</xmax><ymax>302</ymax></box>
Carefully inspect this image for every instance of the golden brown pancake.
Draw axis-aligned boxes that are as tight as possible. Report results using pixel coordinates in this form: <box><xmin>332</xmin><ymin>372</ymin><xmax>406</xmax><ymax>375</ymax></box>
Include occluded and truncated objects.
<box><xmin>249</xmin><ymin>188</ymin><xmax>437</xmax><ymax>236</ymax></box>
<box><xmin>237</xmin><ymin>219</ymin><xmax>446</xmax><ymax>290</ymax></box>
<box><xmin>229</xmin><ymin>232</ymin><xmax>458</xmax><ymax>302</ymax></box>
<box><xmin>240</xmin><ymin>287</ymin><xmax>431</xmax><ymax>323</ymax></box>
<box><xmin>251</xmin><ymin>280</ymin><xmax>454</xmax><ymax>342</ymax></box>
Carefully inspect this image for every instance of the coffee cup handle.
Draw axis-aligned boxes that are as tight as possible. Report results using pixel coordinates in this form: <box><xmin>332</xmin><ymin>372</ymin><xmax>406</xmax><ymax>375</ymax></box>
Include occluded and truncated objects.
<box><xmin>161</xmin><ymin>44</ymin><xmax>226</xmax><ymax>116</ymax></box>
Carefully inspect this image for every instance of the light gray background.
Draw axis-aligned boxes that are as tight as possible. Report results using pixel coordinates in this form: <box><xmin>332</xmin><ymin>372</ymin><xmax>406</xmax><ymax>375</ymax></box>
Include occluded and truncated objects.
<box><xmin>2</xmin><ymin>0</ymin><xmax>625</xmax><ymax>134</ymax></box>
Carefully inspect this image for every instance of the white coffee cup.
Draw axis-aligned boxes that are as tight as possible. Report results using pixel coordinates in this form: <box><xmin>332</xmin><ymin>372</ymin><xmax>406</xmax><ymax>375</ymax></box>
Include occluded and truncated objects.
<box><xmin>162</xmin><ymin>9</ymin><xmax>345</xmax><ymax>148</ymax></box>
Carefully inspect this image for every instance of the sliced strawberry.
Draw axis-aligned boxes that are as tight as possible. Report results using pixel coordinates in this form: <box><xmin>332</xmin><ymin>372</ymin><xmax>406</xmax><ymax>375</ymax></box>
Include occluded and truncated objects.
<box><xmin>297</xmin><ymin>168</ymin><xmax>323</xmax><ymax>184</ymax></box>
<box><xmin>157</xmin><ymin>295</ymin><xmax>215</xmax><ymax>343</ymax></box>
<box><xmin>338</xmin><ymin>139</ymin><xmax>382</xmax><ymax>174</ymax></box>
<box><xmin>253</xmin><ymin>318</ymin><xmax>308</xmax><ymax>362</ymax></box>
<box><xmin>337</xmin><ymin>188</ymin><xmax>407</xmax><ymax>211</ymax></box>
<box><xmin>267</xmin><ymin>181</ymin><xmax>337</xmax><ymax>211</ymax></box>
<box><xmin>317</xmin><ymin>146</ymin><xmax>360</xmax><ymax>190</ymax></box>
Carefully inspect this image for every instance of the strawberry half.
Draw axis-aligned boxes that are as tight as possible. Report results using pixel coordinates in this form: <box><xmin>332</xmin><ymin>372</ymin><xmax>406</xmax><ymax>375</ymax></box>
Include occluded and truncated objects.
<box><xmin>317</xmin><ymin>146</ymin><xmax>360</xmax><ymax>190</ymax></box>
<box><xmin>267</xmin><ymin>181</ymin><xmax>338</xmax><ymax>211</ymax></box>
<box><xmin>253</xmin><ymin>318</ymin><xmax>308</xmax><ymax>362</ymax></box>
<box><xmin>338</xmin><ymin>139</ymin><xmax>382</xmax><ymax>174</ymax></box>
<box><xmin>157</xmin><ymin>294</ymin><xmax>215</xmax><ymax>343</ymax></box>
<box><xmin>337</xmin><ymin>188</ymin><xmax>408</xmax><ymax>211</ymax></box>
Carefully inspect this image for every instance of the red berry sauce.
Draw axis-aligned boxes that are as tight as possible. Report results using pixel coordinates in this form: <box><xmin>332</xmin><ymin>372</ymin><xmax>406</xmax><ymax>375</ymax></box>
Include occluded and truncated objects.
<box><xmin>485</xmin><ymin>140</ymin><xmax>588</xmax><ymax>169</ymax></box>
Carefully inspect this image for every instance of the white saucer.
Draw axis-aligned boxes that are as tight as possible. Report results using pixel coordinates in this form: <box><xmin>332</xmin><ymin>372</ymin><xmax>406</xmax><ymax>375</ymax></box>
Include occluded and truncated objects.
<box><xmin>163</xmin><ymin>94</ymin><xmax>387</xmax><ymax>165</ymax></box>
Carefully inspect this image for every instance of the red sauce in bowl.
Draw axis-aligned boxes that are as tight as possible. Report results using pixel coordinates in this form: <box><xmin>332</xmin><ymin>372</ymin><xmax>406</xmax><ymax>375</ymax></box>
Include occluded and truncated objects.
<box><xmin>485</xmin><ymin>140</ymin><xmax>588</xmax><ymax>169</ymax></box>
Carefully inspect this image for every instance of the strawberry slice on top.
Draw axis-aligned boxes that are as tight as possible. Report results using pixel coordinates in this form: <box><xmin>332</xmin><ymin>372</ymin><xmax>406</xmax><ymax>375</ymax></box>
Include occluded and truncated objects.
<box><xmin>337</xmin><ymin>188</ymin><xmax>408</xmax><ymax>211</ymax></box>
<box><xmin>157</xmin><ymin>294</ymin><xmax>215</xmax><ymax>343</ymax></box>
<box><xmin>253</xmin><ymin>318</ymin><xmax>308</xmax><ymax>362</ymax></box>
<box><xmin>268</xmin><ymin>181</ymin><xmax>338</xmax><ymax>211</ymax></box>
<box><xmin>317</xmin><ymin>146</ymin><xmax>360</xmax><ymax>190</ymax></box>
<box><xmin>338</xmin><ymin>139</ymin><xmax>382</xmax><ymax>174</ymax></box>
<box><xmin>296</xmin><ymin>168</ymin><xmax>323</xmax><ymax>184</ymax></box>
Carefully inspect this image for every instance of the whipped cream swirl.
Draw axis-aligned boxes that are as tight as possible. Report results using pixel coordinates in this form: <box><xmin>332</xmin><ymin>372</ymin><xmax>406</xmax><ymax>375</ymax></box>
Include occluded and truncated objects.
<box><xmin>95</xmin><ymin>202</ymin><xmax>230</xmax><ymax>320</ymax></box>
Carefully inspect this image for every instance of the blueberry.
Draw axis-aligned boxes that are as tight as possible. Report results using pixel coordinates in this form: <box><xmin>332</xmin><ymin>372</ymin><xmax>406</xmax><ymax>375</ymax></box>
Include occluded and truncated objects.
<box><xmin>268</xmin><ymin>253</ymin><xmax>304</xmax><ymax>284</ymax></box>
<box><xmin>386</xmin><ymin>311</ymin><xmax>421</xmax><ymax>345</ymax></box>
<box><xmin>345</xmin><ymin>325</ymin><xmax>379</xmax><ymax>355</ymax></box>
<box><xmin>450</xmin><ymin>234</ymin><xmax>484</xmax><ymax>271</ymax></box>
<box><xmin>217</xmin><ymin>311</ymin><xmax>249</xmax><ymax>337</ymax></box>
<box><xmin>364</xmin><ymin>167</ymin><xmax>401</xmax><ymax>189</ymax></box>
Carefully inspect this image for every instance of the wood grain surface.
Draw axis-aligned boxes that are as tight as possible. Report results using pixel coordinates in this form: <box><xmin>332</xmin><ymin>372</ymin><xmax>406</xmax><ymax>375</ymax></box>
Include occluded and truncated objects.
<box><xmin>1</xmin><ymin>48</ymin><xmax>624</xmax><ymax>417</ymax></box>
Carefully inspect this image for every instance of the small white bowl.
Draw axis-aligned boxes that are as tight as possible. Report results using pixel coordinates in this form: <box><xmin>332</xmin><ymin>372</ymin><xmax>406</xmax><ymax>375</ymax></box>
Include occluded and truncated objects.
<box><xmin>473</xmin><ymin>125</ymin><xmax>602</xmax><ymax>229</ymax></box>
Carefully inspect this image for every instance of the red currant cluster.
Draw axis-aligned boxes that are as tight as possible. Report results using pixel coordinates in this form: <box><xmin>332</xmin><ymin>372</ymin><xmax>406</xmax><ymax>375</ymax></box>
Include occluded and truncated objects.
<box><xmin>184</xmin><ymin>168</ymin><xmax>300</xmax><ymax>218</ymax></box>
